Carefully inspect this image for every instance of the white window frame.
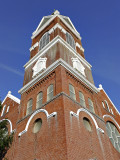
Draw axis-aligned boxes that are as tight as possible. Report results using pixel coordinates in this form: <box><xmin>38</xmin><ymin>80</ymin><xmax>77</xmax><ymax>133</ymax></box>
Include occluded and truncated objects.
<box><xmin>104</xmin><ymin>100</ymin><xmax>110</xmax><ymax>112</ymax></box>
<box><xmin>66</xmin><ymin>32</ymin><xmax>75</xmax><ymax>50</ymax></box>
<box><xmin>39</xmin><ymin>32</ymin><xmax>49</xmax><ymax>50</ymax></box>
<box><xmin>36</xmin><ymin>92</ymin><xmax>43</xmax><ymax>109</ymax></box>
<box><xmin>88</xmin><ymin>98</ymin><xmax>95</xmax><ymax>113</ymax></box>
<box><xmin>26</xmin><ymin>99</ymin><xmax>33</xmax><ymax>115</ymax></box>
<box><xmin>6</xmin><ymin>106</ymin><xmax>10</xmax><ymax>113</ymax></box>
<box><xmin>1</xmin><ymin>105</ymin><xmax>6</xmax><ymax>116</ymax></box>
<box><xmin>79</xmin><ymin>91</ymin><xmax>86</xmax><ymax>107</ymax></box>
<box><xmin>47</xmin><ymin>84</ymin><xmax>54</xmax><ymax>101</ymax></box>
<box><xmin>69</xmin><ymin>84</ymin><xmax>76</xmax><ymax>100</ymax></box>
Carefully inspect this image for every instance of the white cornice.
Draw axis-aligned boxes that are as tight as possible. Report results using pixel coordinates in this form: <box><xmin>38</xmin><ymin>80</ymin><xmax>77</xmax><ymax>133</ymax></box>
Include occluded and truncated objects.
<box><xmin>32</xmin><ymin>15</ymin><xmax>56</xmax><ymax>39</ymax></box>
<box><xmin>58</xmin><ymin>15</ymin><xmax>81</xmax><ymax>40</ymax></box>
<box><xmin>98</xmin><ymin>84</ymin><xmax>120</xmax><ymax>115</ymax></box>
<box><xmin>2</xmin><ymin>91</ymin><xmax>20</xmax><ymax>105</ymax></box>
<box><xmin>24</xmin><ymin>36</ymin><xmax>91</xmax><ymax>70</ymax></box>
<box><xmin>19</xmin><ymin>59</ymin><xmax>98</xmax><ymax>94</ymax></box>
<box><xmin>29</xmin><ymin>42</ymin><xmax>39</xmax><ymax>52</ymax></box>
<box><xmin>76</xmin><ymin>42</ymin><xmax>84</xmax><ymax>52</ymax></box>
<box><xmin>31</xmin><ymin>15</ymin><xmax>81</xmax><ymax>40</ymax></box>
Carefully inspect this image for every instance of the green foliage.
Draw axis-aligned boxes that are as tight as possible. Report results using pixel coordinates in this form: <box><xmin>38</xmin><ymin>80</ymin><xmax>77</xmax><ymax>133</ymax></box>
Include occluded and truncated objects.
<box><xmin>0</xmin><ymin>120</ymin><xmax>14</xmax><ymax>159</ymax></box>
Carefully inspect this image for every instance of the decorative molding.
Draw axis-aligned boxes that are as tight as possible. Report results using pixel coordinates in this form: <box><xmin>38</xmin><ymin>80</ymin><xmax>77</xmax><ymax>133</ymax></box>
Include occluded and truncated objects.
<box><xmin>2</xmin><ymin>91</ymin><xmax>20</xmax><ymax>105</ymax></box>
<box><xmin>26</xmin><ymin>71</ymin><xmax>55</xmax><ymax>94</ymax></box>
<box><xmin>0</xmin><ymin>119</ymin><xmax>13</xmax><ymax>133</ymax></box>
<box><xmin>18</xmin><ymin>109</ymin><xmax>57</xmax><ymax>137</ymax></box>
<box><xmin>24</xmin><ymin>36</ymin><xmax>91</xmax><ymax>70</ymax></box>
<box><xmin>19</xmin><ymin>58</ymin><xmax>99</xmax><ymax>94</ymax></box>
<box><xmin>32</xmin><ymin>15</ymin><xmax>56</xmax><ymax>39</ymax></box>
<box><xmin>32</xmin><ymin>57</ymin><xmax>47</xmax><ymax>78</ymax></box>
<box><xmin>71</xmin><ymin>58</ymin><xmax>85</xmax><ymax>76</ymax></box>
<box><xmin>70</xmin><ymin>108</ymin><xmax>104</xmax><ymax>133</ymax></box>
<box><xmin>29</xmin><ymin>42</ymin><xmax>39</xmax><ymax>52</ymax></box>
<box><xmin>76</xmin><ymin>42</ymin><xmax>84</xmax><ymax>52</ymax></box>
<box><xmin>61</xmin><ymin>28</ymin><xmax>66</xmax><ymax>34</ymax></box>
<box><xmin>98</xmin><ymin>84</ymin><xmax>120</xmax><ymax>115</ymax></box>
<box><xmin>48</xmin><ymin>28</ymin><xmax>54</xmax><ymax>34</ymax></box>
<box><xmin>103</xmin><ymin>115</ymin><xmax>120</xmax><ymax>130</ymax></box>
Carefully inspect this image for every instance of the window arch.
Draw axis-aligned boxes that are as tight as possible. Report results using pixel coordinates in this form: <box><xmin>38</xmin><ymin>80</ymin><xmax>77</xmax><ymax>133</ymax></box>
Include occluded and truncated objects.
<box><xmin>79</xmin><ymin>91</ymin><xmax>86</xmax><ymax>107</ymax></box>
<box><xmin>39</xmin><ymin>32</ymin><xmax>49</xmax><ymax>50</ymax></box>
<box><xmin>104</xmin><ymin>100</ymin><xmax>110</xmax><ymax>112</ymax></box>
<box><xmin>47</xmin><ymin>84</ymin><xmax>54</xmax><ymax>101</ymax></box>
<box><xmin>69</xmin><ymin>84</ymin><xmax>76</xmax><ymax>100</ymax></box>
<box><xmin>1</xmin><ymin>105</ymin><xmax>6</xmax><ymax>116</ymax></box>
<box><xmin>88</xmin><ymin>98</ymin><xmax>95</xmax><ymax>113</ymax></box>
<box><xmin>66</xmin><ymin>32</ymin><xmax>75</xmax><ymax>49</ymax></box>
<box><xmin>36</xmin><ymin>92</ymin><xmax>43</xmax><ymax>109</ymax></box>
<box><xmin>102</xmin><ymin>101</ymin><xmax>105</xmax><ymax>108</ymax></box>
<box><xmin>26</xmin><ymin>99</ymin><xmax>33</xmax><ymax>115</ymax></box>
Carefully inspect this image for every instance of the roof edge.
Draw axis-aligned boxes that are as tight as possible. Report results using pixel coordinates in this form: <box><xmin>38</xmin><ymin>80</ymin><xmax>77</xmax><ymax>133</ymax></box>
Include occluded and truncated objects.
<box><xmin>2</xmin><ymin>91</ymin><xmax>20</xmax><ymax>105</ymax></box>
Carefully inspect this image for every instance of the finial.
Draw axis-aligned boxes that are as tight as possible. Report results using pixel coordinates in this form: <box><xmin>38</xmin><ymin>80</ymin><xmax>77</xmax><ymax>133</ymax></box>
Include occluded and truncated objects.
<box><xmin>8</xmin><ymin>91</ymin><xmax>12</xmax><ymax>95</ymax></box>
<box><xmin>99</xmin><ymin>84</ymin><xmax>103</xmax><ymax>89</ymax></box>
<box><xmin>52</xmin><ymin>10</ymin><xmax>60</xmax><ymax>15</ymax></box>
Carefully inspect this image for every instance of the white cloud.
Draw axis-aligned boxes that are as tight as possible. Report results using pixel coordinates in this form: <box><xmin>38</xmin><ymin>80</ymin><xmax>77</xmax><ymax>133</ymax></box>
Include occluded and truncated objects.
<box><xmin>0</xmin><ymin>63</ymin><xmax>24</xmax><ymax>77</ymax></box>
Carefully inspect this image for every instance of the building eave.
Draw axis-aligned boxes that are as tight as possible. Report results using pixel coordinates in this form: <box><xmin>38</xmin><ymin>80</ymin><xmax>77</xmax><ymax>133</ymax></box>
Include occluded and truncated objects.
<box><xmin>2</xmin><ymin>91</ymin><xmax>20</xmax><ymax>105</ymax></box>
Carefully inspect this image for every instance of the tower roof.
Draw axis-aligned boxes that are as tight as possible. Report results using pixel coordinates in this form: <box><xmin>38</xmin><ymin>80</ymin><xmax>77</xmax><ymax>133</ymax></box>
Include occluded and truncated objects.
<box><xmin>32</xmin><ymin>10</ymin><xmax>80</xmax><ymax>39</ymax></box>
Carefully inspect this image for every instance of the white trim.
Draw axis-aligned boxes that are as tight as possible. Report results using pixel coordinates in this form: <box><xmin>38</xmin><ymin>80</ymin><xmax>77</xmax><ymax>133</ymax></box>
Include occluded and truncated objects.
<box><xmin>29</xmin><ymin>42</ymin><xmax>39</xmax><ymax>52</ymax></box>
<box><xmin>32</xmin><ymin>57</ymin><xmax>47</xmax><ymax>78</ymax></box>
<box><xmin>24</xmin><ymin>36</ymin><xmax>91</xmax><ymax>70</ymax></box>
<box><xmin>19</xmin><ymin>58</ymin><xmax>99</xmax><ymax>94</ymax></box>
<box><xmin>61</xmin><ymin>28</ymin><xmax>66</xmax><ymax>34</ymax></box>
<box><xmin>6</xmin><ymin>106</ymin><xmax>10</xmax><ymax>113</ymax></box>
<box><xmin>103</xmin><ymin>115</ymin><xmax>120</xmax><ymax>130</ymax></box>
<box><xmin>1</xmin><ymin>105</ymin><xmax>6</xmax><ymax>116</ymax></box>
<box><xmin>31</xmin><ymin>14</ymin><xmax>81</xmax><ymax>40</ymax></box>
<box><xmin>76</xmin><ymin>42</ymin><xmax>84</xmax><ymax>52</ymax></box>
<box><xmin>32</xmin><ymin>15</ymin><xmax>57</xmax><ymax>39</ymax></box>
<box><xmin>58</xmin><ymin>15</ymin><xmax>81</xmax><ymax>39</ymax></box>
<box><xmin>18</xmin><ymin>109</ymin><xmax>57</xmax><ymax>136</ymax></box>
<box><xmin>70</xmin><ymin>108</ymin><xmax>104</xmax><ymax>133</ymax></box>
<box><xmin>48</xmin><ymin>28</ymin><xmax>54</xmax><ymax>34</ymax></box>
<box><xmin>2</xmin><ymin>91</ymin><xmax>20</xmax><ymax>105</ymax></box>
<box><xmin>98</xmin><ymin>84</ymin><xmax>120</xmax><ymax>115</ymax></box>
<box><xmin>0</xmin><ymin>119</ymin><xmax>13</xmax><ymax>133</ymax></box>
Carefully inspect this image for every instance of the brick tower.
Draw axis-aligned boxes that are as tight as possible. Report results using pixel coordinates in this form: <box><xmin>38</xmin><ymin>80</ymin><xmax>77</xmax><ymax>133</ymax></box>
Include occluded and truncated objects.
<box><xmin>0</xmin><ymin>10</ymin><xmax>120</xmax><ymax>160</ymax></box>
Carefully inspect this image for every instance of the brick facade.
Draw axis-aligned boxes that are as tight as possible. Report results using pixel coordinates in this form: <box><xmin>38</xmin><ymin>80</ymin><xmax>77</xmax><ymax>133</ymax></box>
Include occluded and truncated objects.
<box><xmin>0</xmin><ymin>10</ymin><xmax>120</xmax><ymax>160</ymax></box>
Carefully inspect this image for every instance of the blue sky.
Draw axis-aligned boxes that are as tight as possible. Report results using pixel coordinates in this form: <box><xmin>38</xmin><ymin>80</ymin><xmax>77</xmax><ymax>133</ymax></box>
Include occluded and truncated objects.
<box><xmin>0</xmin><ymin>0</ymin><xmax>120</xmax><ymax>111</ymax></box>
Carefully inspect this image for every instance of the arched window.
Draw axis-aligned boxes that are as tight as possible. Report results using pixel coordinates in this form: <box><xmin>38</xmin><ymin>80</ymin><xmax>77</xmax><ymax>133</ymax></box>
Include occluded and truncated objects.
<box><xmin>69</xmin><ymin>84</ymin><xmax>76</xmax><ymax>100</ymax></box>
<box><xmin>47</xmin><ymin>84</ymin><xmax>54</xmax><ymax>101</ymax></box>
<box><xmin>1</xmin><ymin>105</ymin><xmax>6</xmax><ymax>116</ymax></box>
<box><xmin>88</xmin><ymin>98</ymin><xmax>95</xmax><ymax>113</ymax></box>
<box><xmin>26</xmin><ymin>99</ymin><xmax>33</xmax><ymax>115</ymax></box>
<box><xmin>102</xmin><ymin>101</ymin><xmax>105</xmax><ymax>108</ymax></box>
<box><xmin>106</xmin><ymin>121</ymin><xmax>120</xmax><ymax>152</ymax></box>
<box><xmin>104</xmin><ymin>100</ymin><xmax>110</xmax><ymax>112</ymax></box>
<box><xmin>36</xmin><ymin>92</ymin><xmax>43</xmax><ymax>109</ymax></box>
<box><xmin>79</xmin><ymin>91</ymin><xmax>86</xmax><ymax>107</ymax></box>
<box><xmin>66</xmin><ymin>32</ymin><xmax>75</xmax><ymax>49</ymax></box>
<box><xmin>6</xmin><ymin>106</ymin><xmax>10</xmax><ymax>113</ymax></box>
<box><xmin>39</xmin><ymin>32</ymin><xmax>49</xmax><ymax>50</ymax></box>
<box><xmin>33</xmin><ymin>118</ymin><xmax>42</xmax><ymax>133</ymax></box>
